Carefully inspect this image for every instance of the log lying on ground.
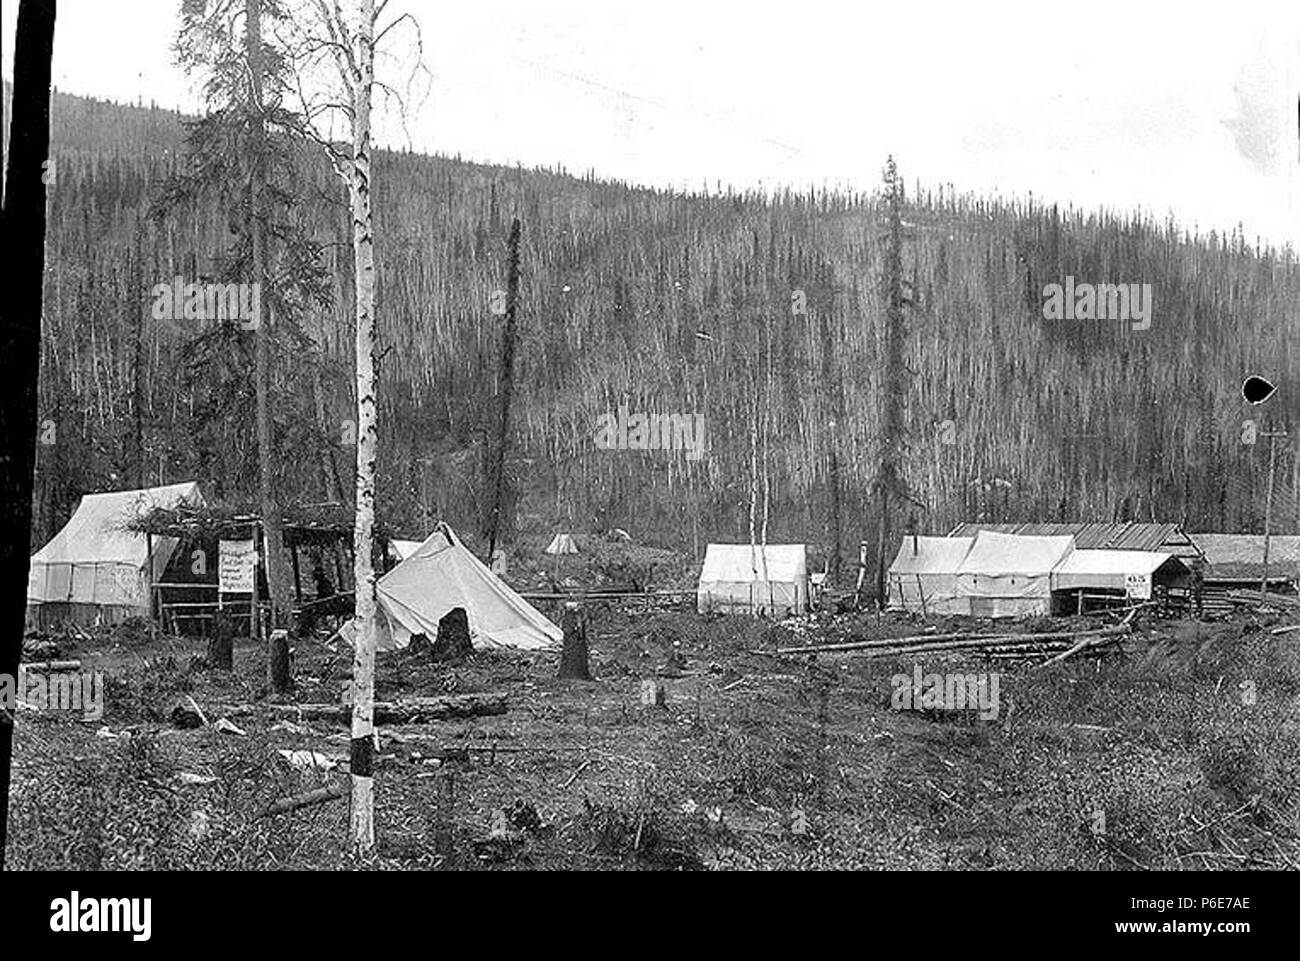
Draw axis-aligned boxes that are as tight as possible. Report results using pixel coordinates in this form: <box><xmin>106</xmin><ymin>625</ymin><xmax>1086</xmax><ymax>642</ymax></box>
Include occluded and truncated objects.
<box><xmin>19</xmin><ymin>659</ymin><xmax>82</xmax><ymax>672</ymax></box>
<box><xmin>763</xmin><ymin>631</ymin><xmax>1010</xmax><ymax>654</ymax></box>
<box><xmin>1270</xmin><ymin>624</ymin><xmax>1300</xmax><ymax>635</ymax></box>
<box><xmin>260</xmin><ymin>783</ymin><xmax>346</xmax><ymax>818</ymax></box>
<box><xmin>766</xmin><ymin>625</ymin><xmax>1129</xmax><ymax>657</ymax></box>
<box><xmin>219</xmin><ymin>692</ymin><xmax>506</xmax><ymax>724</ymax></box>
<box><xmin>1226</xmin><ymin>589</ymin><xmax>1300</xmax><ymax>608</ymax></box>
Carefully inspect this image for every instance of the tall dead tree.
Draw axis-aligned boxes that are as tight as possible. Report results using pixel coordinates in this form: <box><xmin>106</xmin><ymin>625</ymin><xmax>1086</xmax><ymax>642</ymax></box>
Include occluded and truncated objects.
<box><xmin>815</xmin><ymin>261</ymin><xmax>844</xmax><ymax>585</ymax></box>
<box><xmin>131</xmin><ymin>214</ymin><xmax>148</xmax><ymax>487</ymax></box>
<box><xmin>0</xmin><ymin>0</ymin><xmax>57</xmax><ymax>870</ymax></box>
<box><xmin>875</xmin><ymin>157</ymin><xmax>909</xmax><ymax>609</ymax></box>
<box><xmin>486</xmin><ymin>217</ymin><xmax>522</xmax><ymax>563</ymax></box>
<box><xmin>246</xmin><ymin>0</ymin><xmax>292</xmax><ymax>635</ymax></box>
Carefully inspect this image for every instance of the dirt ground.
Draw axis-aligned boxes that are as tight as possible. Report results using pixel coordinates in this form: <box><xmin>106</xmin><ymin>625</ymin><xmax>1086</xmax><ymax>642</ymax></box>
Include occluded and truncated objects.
<box><xmin>7</xmin><ymin>604</ymin><xmax>1300</xmax><ymax>870</ymax></box>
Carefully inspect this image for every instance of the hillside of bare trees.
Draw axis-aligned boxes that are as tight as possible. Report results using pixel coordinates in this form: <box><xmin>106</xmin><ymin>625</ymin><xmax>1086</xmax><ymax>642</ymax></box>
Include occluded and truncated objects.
<box><xmin>19</xmin><ymin>85</ymin><xmax>1300</xmax><ymax>579</ymax></box>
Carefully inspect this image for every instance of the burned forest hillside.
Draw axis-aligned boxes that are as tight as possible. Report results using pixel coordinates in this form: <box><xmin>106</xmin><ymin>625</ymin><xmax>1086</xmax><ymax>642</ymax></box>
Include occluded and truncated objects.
<box><xmin>18</xmin><ymin>85</ymin><xmax>1300</xmax><ymax>570</ymax></box>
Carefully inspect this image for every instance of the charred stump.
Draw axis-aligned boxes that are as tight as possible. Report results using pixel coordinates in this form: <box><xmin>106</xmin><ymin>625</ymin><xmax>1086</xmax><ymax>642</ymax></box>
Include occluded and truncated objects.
<box><xmin>557</xmin><ymin>602</ymin><xmax>592</xmax><ymax>680</ymax></box>
<box><xmin>207</xmin><ymin>607</ymin><xmax>235</xmax><ymax>671</ymax></box>
<box><xmin>269</xmin><ymin>628</ymin><xmax>293</xmax><ymax>694</ymax></box>
<box><xmin>432</xmin><ymin>607</ymin><xmax>473</xmax><ymax>662</ymax></box>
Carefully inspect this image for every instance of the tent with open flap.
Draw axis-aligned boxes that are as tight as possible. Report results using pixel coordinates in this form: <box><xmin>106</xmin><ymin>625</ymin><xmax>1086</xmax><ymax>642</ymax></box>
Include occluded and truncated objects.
<box><xmin>344</xmin><ymin>524</ymin><xmax>561</xmax><ymax>652</ymax></box>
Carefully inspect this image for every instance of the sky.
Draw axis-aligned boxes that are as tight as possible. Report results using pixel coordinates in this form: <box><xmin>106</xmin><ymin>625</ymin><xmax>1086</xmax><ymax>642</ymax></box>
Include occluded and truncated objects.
<box><xmin>3</xmin><ymin>0</ymin><xmax>1298</xmax><ymax>249</ymax></box>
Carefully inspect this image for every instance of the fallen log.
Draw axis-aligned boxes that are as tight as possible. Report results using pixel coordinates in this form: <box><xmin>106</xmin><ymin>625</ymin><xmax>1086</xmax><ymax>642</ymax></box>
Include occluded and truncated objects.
<box><xmin>849</xmin><ymin>641</ymin><xmax>1075</xmax><ymax>661</ymax></box>
<box><xmin>763</xmin><ymin>631</ymin><xmax>1010</xmax><ymax>654</ymax></box>
<box><xmin>220</xmin><ymin>692</ymin><xmax>507</xmax><ymax>724</ymax></box>
<box><xmin>768</xmin><ymin>626</ymin><xmax>1127</xmax><ymax>657</ymax></box>
<box><xmin>260</xmin><ymin>783</ymin><xmax>346</xmax><ymax>818</ymax></box>
<box><xmin>1270</xmin><ymin>624</ymin><xmax>1300</xmax><ymax>635</ymax></box>
<box><xmin>18</xmin><ymin>659</ymin><xmax>82</xmax><ymax>672</ymax></box>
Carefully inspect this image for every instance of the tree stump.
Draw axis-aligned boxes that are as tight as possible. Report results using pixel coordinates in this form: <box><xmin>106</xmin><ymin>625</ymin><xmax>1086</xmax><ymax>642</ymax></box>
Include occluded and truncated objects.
<box><xmin>207</xmin><ymin>607</ymin><xmax>235</xmax><ymax>671</ymax></box>
<box><xmin>432</xmin><ymin>607</ymin><xmax>473</xmax><ymax>663</ymax></box>
<box><xmin>169</xmin><ymin>697</ymin><xmax>205</xmax><ymax>729</ymax></box>
<box><xmin>269</xmin><ymin>628</ymin><xmax>293</xmax><ymax>694</ymax></box>
<box><xmin>639</xmin><ymin>679</ymin><xmax>666</xmax><ymax>707</ymax></box>
<box><xmin>557</xmin><ymin>602</ymin><xmax>592</xmax><ymax>680</ymax></box>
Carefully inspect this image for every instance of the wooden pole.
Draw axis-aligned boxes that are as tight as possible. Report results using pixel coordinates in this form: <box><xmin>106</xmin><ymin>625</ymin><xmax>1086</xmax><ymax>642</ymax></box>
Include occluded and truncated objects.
<box><xmin>290</xmin><ymin>543</ymin><xmax>302</xmax><ymax>603</ymax></box>
<box><xmin>252</xmin><ymin>523</ymin><xmax>263</xmax><ymax>642</ymax></box>
<box><xmin>1260</xmin><ymin>428</ymin><xmax>1284</xmax><ymax>601</ymax></box>
<box><xmin>146</xmin><ymin>532</ymin><xmax>156</xmax><ymax>620</ymax></box>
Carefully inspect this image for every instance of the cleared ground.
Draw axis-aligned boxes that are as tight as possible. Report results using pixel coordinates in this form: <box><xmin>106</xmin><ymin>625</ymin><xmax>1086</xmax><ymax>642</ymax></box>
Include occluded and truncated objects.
<box><xmin>7</xmin><ymin>606</ymin><xmax>1299</xmax><ymax>870</ymax></box>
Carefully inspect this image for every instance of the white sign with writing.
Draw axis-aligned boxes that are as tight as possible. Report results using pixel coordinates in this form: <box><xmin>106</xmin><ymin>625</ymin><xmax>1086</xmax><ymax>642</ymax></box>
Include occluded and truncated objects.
<box><xmin>1124</xmin><ymin>572</ymin><xmax>1152</xmax><ymax>599</ymax></box>
<box><xmin>218</xmin><ymin>539</ymin><xmax>257</xmax><ymax>594</ymax></box>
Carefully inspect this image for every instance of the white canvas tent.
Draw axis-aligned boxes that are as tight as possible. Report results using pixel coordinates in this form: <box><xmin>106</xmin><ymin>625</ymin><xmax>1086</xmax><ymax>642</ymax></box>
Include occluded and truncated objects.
<box><xmin>697</xmin><ymin>543</ymin><xmax>809</xmax><ymax>617</ymax></box>
<box><xmin>389</xmin><ymin>539</ymin><xmax>423</xmax><ymax>563</ymax></box>
<box><xmin>26</xmin><ymin>481</ymin><xmax>204</xmax><ymax>628</ymax></box>
<box><xmin>544</xmin><ymin>533</ymin><xmax>579</xmax><ymax>555</ymax></box>
<box><xmin>347</xmin><ymin>524</ymin><xmax>561</xmax><ymax>652</ymax></box>
<box><xmin>888</xmin><ymin>536</ymin><xmax>974</xmax><ymax>615</ymax></box>
<box><xmin>956</xmin><ymin>530</ymin><xmax>1075</xmax><ymax>617</ymax></box>
<box><xmin>1051</xmin><ymin>549</ymin><xmax>1189</xmax><ymax>599</ymax></box>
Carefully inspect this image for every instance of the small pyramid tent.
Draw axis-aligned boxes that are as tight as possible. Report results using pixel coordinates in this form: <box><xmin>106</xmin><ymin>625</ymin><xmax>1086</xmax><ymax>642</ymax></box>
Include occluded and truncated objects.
<box><xmin>27</xmin><ymin>481</ymin><xmax>205</xmax><ymax>628</ymax></box>
<box><xmin>544</xmin><ymin>533</ymin><xmax>579</xmax><ymax>555</ymax></box>
<box><xmin>350</xmin><ymin>524</ymin><xmax>561</xmax><ymax>652</ymax></box>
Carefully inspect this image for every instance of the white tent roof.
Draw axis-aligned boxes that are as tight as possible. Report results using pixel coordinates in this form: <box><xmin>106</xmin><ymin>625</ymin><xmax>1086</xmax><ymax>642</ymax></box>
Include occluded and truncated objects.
<box><xmin>890</xmin><ymin>536</ymin><xmax>974</xmax><ymax>575</ymax></box>
<box><xmin>544</xmin><ymin>533</ymin><xmax>579</xmax><ymax>555</ymax></box>
<box><xmin>358</xmin><ymin>524</ymin><xmax>561</xmax><ymax>652</ymax></box>
<box><xmin>389</xmin><ymin>539</ymin><xmax>423</xmax><ymax>562</ymax></box>
<box><xmin>1053</xmin><ymin>549</ymin><xmax>1176</xmax><ymax>578</ymax></box>
<box><xmin>957</xmin><ymin>530</ymin><xmax>1075</xmax><ymax>577</ymax></box>
<box><xmin>30</xmin><ymin>482</ymin><xmax>202</xmax><ymax>569</ymax></box>
<box><xmin>699</xmin><ymin>543</ymin><xmax>807</xmax><ymax>583</ymax></box>
<box><xmin>28</xmin><ymin>482</ymin><xmax>204</xmax><ymax>607</ymax></box>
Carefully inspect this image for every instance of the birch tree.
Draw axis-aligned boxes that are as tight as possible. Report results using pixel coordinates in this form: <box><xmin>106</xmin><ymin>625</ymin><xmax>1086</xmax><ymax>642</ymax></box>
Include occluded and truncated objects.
<box><xmin>282</xmin><ymin>0</ymin><xmax>426</xmax><ymax>854</ymax></box>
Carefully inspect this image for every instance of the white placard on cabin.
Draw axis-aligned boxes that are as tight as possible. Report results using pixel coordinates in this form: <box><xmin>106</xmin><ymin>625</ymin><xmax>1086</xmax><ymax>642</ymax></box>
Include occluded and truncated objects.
<box><xmin>1124</xmin><ymin>572</ymin><xmax>1152</xmax><ymax>599</ymax></box>
<box><xmin>218</xmin><ymin>539</ymin><xmax>257</xmax><ymax>594</ymax></box>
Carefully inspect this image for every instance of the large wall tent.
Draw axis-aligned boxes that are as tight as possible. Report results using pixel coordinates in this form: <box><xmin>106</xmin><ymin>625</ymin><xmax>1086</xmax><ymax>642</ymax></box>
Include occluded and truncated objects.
<box><xmin>697</xmin><ymin>543</ymin><xmax>810</xmax><ymax>617</ymax></box>
<box><xmin>955</xmin><ymin>531</ymin><xmax>1076</xmax><ymax>617</ymax></box>
<box><xmin>887</xmin><ymin>536</ymin><xmax>974</xmax><ymax>615</ymax></box>
<box><xmin>27</xmin><ymin>482</ymin><xmax>204</xmax><ymax>629</ymax></box>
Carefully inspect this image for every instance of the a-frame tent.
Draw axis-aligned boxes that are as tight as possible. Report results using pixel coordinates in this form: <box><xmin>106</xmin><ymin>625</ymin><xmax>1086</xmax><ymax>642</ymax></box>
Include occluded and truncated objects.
<box><xmin>348</xmin><ymin>523</ymin><xmax>561</xmax><ymax>652</ymax></box>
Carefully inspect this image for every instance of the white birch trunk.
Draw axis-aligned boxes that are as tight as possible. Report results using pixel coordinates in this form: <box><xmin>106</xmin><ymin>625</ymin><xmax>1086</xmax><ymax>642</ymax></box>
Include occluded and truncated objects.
<box><xmin>347</xmin><ymin>0</ymin><xmax>378</xmax><ymax>855</ymax></box>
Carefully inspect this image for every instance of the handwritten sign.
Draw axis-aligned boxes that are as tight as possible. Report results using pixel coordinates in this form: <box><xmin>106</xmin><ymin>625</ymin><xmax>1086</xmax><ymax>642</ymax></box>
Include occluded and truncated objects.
<box><xmin>1124</xmin><ymin>572</ymin><xmax>1152</xmax><ymax>599</ymax></box>
<box><xmin>218</xmin><ymin>539</ymin><xmax>257</xmax><ymax>594</ymax></box>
